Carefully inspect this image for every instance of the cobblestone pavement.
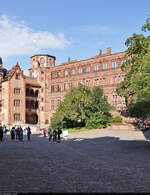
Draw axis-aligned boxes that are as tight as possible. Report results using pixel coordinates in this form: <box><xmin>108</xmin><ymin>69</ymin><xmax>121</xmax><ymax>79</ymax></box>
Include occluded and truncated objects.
<box><xmin>0</xmin><ymin>129</ymin><xmax>150</xmax><ymax>193</ymax></box>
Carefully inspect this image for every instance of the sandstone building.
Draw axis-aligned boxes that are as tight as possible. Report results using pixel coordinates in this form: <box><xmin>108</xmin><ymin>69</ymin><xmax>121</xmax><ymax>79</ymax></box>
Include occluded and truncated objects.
<box><xmin>0</xmin><ymin>48</ymin><xmax>126</xmax><ymax>129</ymax></box>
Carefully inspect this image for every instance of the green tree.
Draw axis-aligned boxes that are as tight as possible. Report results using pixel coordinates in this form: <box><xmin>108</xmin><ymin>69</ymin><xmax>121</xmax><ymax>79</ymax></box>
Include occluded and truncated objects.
<box><xmin>116</xmin><ymin>16</ymin><xmax>150</xmax><ymax>118</ymax></box>
<box><xmin>86</xmin><ymin>87</ymin><xmax>112</xmax><ymax>119</ymax></box>
<box><xmin>51</xmin><ymin>85</ymin><xmax>112</xmax><ymax>129</ymax></box>
<box><xmin>51</xmin><ymin>84</ymin><xmax>91</xmax><ymax>128</ymax></box>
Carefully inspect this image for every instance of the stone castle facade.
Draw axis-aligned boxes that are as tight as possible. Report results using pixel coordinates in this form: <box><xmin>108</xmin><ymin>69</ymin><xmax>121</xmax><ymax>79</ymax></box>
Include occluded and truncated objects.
<box><xmin>0</xmin><ymin>48</ymin><xmax>126</xmax><ymax>129</ymax></box>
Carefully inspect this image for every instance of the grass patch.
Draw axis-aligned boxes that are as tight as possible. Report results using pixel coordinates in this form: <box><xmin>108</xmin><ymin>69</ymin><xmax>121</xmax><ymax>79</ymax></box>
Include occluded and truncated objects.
<box><xmin>62</xmin><ymin>127</ymin><xmax>105</xmax><ymax>133</ymax></box>
<box><xmin>62</xmin><ymin>127</ymin><xmax>95</xmax><ymax>133</ymax></box>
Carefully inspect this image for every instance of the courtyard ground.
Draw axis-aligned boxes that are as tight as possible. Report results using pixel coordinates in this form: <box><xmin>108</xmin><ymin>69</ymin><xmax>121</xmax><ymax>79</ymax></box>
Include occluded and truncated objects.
<box><xmin>0</xmin><ymin>128</ymin><xmax>150</xmax><ymax>193</ymax></box>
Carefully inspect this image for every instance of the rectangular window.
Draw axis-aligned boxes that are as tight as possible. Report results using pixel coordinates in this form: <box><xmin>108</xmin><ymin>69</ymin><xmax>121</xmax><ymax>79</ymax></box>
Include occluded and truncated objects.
<box><xmin>51</xmin><ymin>85</ymin><xmax>54</xmax><ymax>93</ymax></box>
<box><xmin>94</xmin><ymin>64</ymin><xmax>99</xmax><ymax>71</ymax></box>
<box><xmin>14</xmin><ymin>100</ymin><xmax>20</xmax><ymax>107</ymax></box>
<box><xmin>71</xmin><ymin>69</ymin><xmax>75</xmax><ymax>75</ymax></box>
<box><xmin>14</xmin><ymin>88</ymin><xmax>20</xmax><ymax>94</ymax></box>
<box><xmin>78</xmin><ymin>67</ymin><xmax>82</xmax><ymax>74</ymax></box>
<box><xmin>113</xmin><ymin>95</ymin><xmax>118</xmax><ymax>106</ymax></box>
<box><xmin>103</xmin><ymin>78</ymin><xmax>106</xmax><ymax>83</ymax></box>
<box><xmin>64</xmin><ymin>70</ymin><xmax>68</xmax><ymax>76</ymax></box>
<box><xmin>103</xmin><ymin>63</ymin><xmax>108</xmax><ymax>70</ymax></box>
<box><xmin>112</xmin><ymin>61</ymin><xmax>117</xmax><ymax>68</ymax></box>
<box><xmin>95</xmin><ymin>79</ymin><xmax>99</xmax><ymax>85</ymax></box>
<box><xmin>57</xmin><ymin>72</ymin><xmax>61</xmax><ymax>77</ymax></box>
<box><xmin>69</xmin><ymin>83</ymin><xmax>72</xmax><ymax>89</ymax></box>
<box><xmin>14</xmin><ymin>113</ymin><xmax>21</xmax><ymax>121</ymax></box>
<box><xmin>86</xmin><ymin>66</ymin><xmax>90</xmax><ymax>72</ymax></box>
<box><xmin>51</xmin><ymin>100</ymin><xmax>54</xmax><ymax>110</ymax></box>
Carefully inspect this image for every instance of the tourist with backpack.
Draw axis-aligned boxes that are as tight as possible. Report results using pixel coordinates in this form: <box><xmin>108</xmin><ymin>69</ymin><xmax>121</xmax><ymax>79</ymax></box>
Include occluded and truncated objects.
<box><xmin>53</xmin><ymin>128</ymin><xmax>57</xmax><ymax>141</ymax></box>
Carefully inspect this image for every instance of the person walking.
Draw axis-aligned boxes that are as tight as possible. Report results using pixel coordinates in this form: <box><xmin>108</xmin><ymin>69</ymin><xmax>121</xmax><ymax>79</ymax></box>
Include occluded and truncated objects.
<box><xmin>10</xmin><ymin>127</ymin><xmax>15</xmax><ymax>140</ymax></box>
<box><xmin>15</xmin><ymin>127</ymin><xmax>19</xmax><ymax>140</ymax></box>
<box><xmin>3</xmin><ymin>125</ymin><xmax>8</xmax><ymax>139</ymax></box>
<box><xmin>0</xmin><ymin>126</ymin><xmax>3</xmax><ymax>141</ymax></box>
<box><xmin>48</xmin><ymin>127</ymin><xmax>52</xmax><ymax>141</ymax></box>
<box><xmin>19</xmin><ymin>127</ymin><xmax>23</xmax><ymax>141</ymax></box>
<box><xmin>138</xmin><ymin>119</ymin><xmax>144</xmax><ymax>129</ymax></box>
<box><xmin>53</xmin><ymin>128</ymin><xmax>57</xmax><ymax>141</ymax></box>
<box><xmin>27</xmin><ymin>126</ymin><xmax>31</xmax><ymax>141</ymax></box>
<box><xmin>43</xmin><ymin>128</ymin><xmax>47</xmax><ymax>137</ymax></box>
<box><xmin>57</xmin><ymin>127</ymin><xmax>62</xmax><ymax>143</ymax></box>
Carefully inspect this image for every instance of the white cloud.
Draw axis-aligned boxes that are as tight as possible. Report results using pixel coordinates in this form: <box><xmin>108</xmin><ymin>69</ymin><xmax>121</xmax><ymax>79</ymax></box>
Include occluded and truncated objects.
<box><xmin>0</xmin><ymin>15</ymin><xmax>70</xmax><ymax>57</ymax></box>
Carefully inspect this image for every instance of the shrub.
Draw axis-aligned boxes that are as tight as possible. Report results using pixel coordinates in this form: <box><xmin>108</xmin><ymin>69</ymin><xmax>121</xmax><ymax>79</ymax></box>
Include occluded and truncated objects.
<box><xmin>112</xmin><ymin>116</ymin><xmax>123</xmax><ymax>124</ymax></box>
<box><xmin>86</xmin><ymin>111</ymin><xmax>112</xmax><ymax>129</ymax></box>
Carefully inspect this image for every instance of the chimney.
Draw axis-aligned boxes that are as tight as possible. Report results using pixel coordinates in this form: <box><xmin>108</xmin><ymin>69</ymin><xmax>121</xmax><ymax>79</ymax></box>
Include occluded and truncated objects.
<box><xmin>99</xmin><ymin>49</ymin><xmax>102</xmax><ymax>56</ymax></box>
<box><xmin>68</xmin><ymin>57</ymin><xmax>71</xmax><ymax>62</ymax></box>
<box><xmin>106</xmin><ymin>47</ymin><xmax>111</xmax><ymax>55</ymax></box>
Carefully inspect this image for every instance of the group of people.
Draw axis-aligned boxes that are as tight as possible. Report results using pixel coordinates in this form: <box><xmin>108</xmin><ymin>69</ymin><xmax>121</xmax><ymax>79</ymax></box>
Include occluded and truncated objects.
<box><xmin>0</xmin><ymin>125</ymin><xmax>31</xmax><ymax>142</ymax></box>
<box><xmin>43</xmin><ymin>127</ymin><xmax>62</xmax><ymax>143</ymax></box>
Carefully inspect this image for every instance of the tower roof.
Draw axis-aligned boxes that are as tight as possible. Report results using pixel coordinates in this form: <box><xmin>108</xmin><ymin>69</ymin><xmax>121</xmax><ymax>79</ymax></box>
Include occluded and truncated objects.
<box><xmin>30</xmin><ymin>54</ymin><xmax>56</xmax><ymax>60</ymax></box>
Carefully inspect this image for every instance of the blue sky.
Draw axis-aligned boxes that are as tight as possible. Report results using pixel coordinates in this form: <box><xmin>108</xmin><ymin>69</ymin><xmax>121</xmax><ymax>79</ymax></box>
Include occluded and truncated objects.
<box><xmin>0</xmin><ymin>0</ymin><xmax>150</xmax><ymax>75</ymax></box>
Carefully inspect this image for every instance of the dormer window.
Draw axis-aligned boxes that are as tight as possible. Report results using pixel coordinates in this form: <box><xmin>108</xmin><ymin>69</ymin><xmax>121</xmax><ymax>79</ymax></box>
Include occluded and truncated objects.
<box><xmin>16</xmin><ymin>73</ymin><xmax>20</xmax><ymax>79</ymax></box>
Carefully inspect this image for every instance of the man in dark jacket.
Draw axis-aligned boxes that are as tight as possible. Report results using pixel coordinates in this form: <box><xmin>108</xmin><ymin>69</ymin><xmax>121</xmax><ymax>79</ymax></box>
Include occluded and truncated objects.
<box><xmin>0</xmin><ymin>126</ymin><xmax>3</xmax><ymax>141</ymax></box>
<box><xmin>57</xmin><ymin>128</ymin><xmax>62</xmax><ymax>143</ymax></box>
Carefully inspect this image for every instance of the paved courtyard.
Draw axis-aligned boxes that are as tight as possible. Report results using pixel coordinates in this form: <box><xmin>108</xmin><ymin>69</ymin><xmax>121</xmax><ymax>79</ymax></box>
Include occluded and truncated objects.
<box><xmin>0</xmin><ymin>128</ymin><xmax>150</xmax><ymax>193</ymax></box>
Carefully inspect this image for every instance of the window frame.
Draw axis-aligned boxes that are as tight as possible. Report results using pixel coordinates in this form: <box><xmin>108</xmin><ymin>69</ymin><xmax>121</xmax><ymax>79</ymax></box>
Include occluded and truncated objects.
<box><xmin>14</xmin><ymin>99</ymin><xmax>20</xmax><ymax>107</ymax></box>
<box><xmin>14</xmin><ymin>113</ymin><xmax>21</xmax><ymax>121</ymax></box>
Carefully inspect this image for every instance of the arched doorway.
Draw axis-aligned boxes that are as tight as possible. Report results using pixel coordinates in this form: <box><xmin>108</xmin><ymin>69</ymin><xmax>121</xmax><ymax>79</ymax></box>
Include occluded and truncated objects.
<box><xmin>26</xmin><ymin>112</ymin><xmax>38</xmax><ymax>124</ymax></box>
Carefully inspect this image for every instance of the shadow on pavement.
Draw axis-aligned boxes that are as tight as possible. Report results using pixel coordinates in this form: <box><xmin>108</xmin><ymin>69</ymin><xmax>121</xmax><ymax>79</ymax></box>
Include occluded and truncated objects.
<box><xmin>1</xmin><ymin>131</ymin><xmax>150</xmax><ymax>193</ymax></box>
<box><xmin>141</xmin><ymin>128</ymin><xmax>150</xmax><ymax>141</ymax></box>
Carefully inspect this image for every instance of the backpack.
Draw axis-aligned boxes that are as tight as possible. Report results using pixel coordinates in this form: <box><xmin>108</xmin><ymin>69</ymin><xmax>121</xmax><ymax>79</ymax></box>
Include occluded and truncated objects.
<box><xmin>53</xmin><ymin>131</ymin><xmax>57</xmax><ymax>136</ymax></box>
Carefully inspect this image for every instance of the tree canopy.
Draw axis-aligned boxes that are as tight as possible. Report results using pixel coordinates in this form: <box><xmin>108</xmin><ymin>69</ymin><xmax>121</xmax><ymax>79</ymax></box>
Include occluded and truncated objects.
<box><xmin>116</xmin><ymin>16</ymin><xmax>150</xmax><ymax>119</ymax></box>
<box><xmin>51</xmin><ymin>85</ymin><xmax>112</xmax><ymax>129</ymax></box>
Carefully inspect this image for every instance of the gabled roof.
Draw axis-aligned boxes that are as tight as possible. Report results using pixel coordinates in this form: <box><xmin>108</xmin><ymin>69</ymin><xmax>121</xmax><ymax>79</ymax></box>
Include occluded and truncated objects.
<box><xmin>2</xmin><ymin>62</ymin><xmax>24</xmax><ymax>82</ymax></box>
